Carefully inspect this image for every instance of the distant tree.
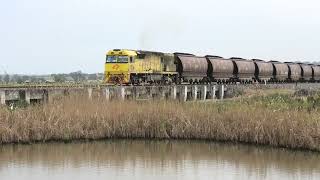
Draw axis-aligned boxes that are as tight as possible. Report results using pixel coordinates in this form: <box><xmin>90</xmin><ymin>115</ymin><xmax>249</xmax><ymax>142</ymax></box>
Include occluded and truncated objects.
<box><xmin>88</xmin><ymin>74</ymin><xmax>98</xmax><ymax>80</ymax></box>
<box><xmin>21</xmin><ymin>75</ymin><xmax>30</xmax><ymax>82</ymax></box>
<box><xmin>37</xmin><ymin>78</ymin><xmax>46</xmax><ymax>83</ymax></box>
<box><xmin>16</xmin><ymin>77</ymin><xmax>23</xmax><ymax>84</ymax></box>
<box><xmin>52</xmin><ymin>74</ymin><xmax>66</xmax><ymax>83</ymax></box>
<box><xmin>30</xmin><ymin>77</ymin><xmax>38</xmax><ymax>83</ymax></box>
<box><xmin>3</xmin><ymin>74</ymin><xmax>10</xmax><ymax>84</ymax></box>
<box><xmin>11</xmin><ymin>75</ymin><xmax>23</xmax><ymax>84</ymax></box>
<box><xmin>11</xmin><ymin>75</ymin><xmax>17</xmax><ymax>83</ymax></box>
<box><xmin>70</xmin><ymin>71</ymin><xmax>85</xmax><ymax>82</ymax></box>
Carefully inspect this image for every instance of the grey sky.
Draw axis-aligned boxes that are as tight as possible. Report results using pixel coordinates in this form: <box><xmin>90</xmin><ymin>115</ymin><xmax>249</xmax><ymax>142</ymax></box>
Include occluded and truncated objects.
<box><xmin>1</xmin><ymin>0</ymin><xmax>320</xmax><ymax>74</ymax></box>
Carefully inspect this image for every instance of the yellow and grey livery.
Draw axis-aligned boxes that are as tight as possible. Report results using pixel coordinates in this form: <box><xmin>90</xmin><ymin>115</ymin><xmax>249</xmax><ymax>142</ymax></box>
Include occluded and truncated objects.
<box><xmin>105</xmin><ymin>49</ymin><xmax>177</xmax><ymax>84</ymax></box>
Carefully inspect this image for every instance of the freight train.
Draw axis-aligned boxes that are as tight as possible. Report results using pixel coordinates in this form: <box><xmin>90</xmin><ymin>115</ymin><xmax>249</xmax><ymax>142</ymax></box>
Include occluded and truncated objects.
<box><xmin>105</xmin><ymin>49</ymin><xmax>320</xmax><ymax>84</ymax></box>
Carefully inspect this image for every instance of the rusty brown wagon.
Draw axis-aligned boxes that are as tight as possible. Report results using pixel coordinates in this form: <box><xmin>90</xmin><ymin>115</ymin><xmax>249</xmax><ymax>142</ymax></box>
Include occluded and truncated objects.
<box><xmin>298</xmin><ymin>63</ymin><xmax>313</xmax><ymax>81</ymax></box>
<box><xmin>311</xmin><ymin>65</ymin><xmax>320</xmax><ymax>81</ymax></box>
<box><xmin>230</xmin><ymin>57</ymin><xmax>255</xmax><ymax>82</ymax></box>
<box><xmin>252</xmin><ymin>59</ymin><xmax>274</xmax><ymax>82</ymax></box>
<box><xmin>205</xmin><ymin>55</ymin><xmax>235</xmax><ymax>82</ymax></box>
<box><xmin>270</xmin><ymin>61</ymin><xmax>289</xmax><ymax>81</ymax></box>
<box><xmin>285</xmin><ymin>62</ymin><xmax>302</xmax><ymax>81</ymax></box>
<box><xmin>174</xmin><ymin>53</ymin><xmax>208</xmax><ymax>83</ymax></box>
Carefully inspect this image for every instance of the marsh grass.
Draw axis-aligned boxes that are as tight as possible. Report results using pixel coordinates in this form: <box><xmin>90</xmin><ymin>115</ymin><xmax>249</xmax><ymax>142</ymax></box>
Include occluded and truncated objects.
<box><xmin>0</xmin><ymin>93</ymin><xmax>319</xmax><ymax>151</ymax></box>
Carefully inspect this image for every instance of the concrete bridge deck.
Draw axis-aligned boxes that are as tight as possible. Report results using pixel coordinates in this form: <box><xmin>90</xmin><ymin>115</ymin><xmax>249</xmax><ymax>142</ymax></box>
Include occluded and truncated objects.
<box><xmin>1</xmin><ymin>83</ymin><xmax>320</xmax><ymax>105</ymax></box>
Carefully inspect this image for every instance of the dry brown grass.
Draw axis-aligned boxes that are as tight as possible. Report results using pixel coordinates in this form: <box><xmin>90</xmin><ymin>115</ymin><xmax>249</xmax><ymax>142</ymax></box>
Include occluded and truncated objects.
<box><xmin>0</xmin><ymin>94</ymin><xmax>319</xmax><ymax>151</ymax></box>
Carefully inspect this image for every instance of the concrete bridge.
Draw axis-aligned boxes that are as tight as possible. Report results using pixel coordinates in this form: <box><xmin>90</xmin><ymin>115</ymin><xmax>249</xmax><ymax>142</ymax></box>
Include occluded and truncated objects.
<box><xmin>1</xmin><ymin>83</ymin><xmax>320</xmax><ymax>105</ymax></box>
<box><xmin>0</xmin><ymin>84</ymin><xmax>225</xmax><ymax>105</ymax></box>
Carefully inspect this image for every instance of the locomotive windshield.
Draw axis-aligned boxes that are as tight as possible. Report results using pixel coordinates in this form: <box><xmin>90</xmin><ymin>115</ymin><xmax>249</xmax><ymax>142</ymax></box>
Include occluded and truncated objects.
<box><xmin>106</xmin><ymin>55</ymin><xmax>128</xmax><ymax>63</ymax></box>
<box><xmin>106</xmin><ymin>56</ymin><xmax>117</xmax><ymax>63</ymax></box>
<box><xmin>118</xmin><ymin>56</ymin><xmax>129</xmax><ymax>63</ymax></box>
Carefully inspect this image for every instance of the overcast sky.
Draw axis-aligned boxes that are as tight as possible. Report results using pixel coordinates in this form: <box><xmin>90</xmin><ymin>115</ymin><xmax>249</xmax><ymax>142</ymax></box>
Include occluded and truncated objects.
<box><xmin>1</xmin><ymin>0</ymin><xmax>320</xmax><ymax>74</ymax></box>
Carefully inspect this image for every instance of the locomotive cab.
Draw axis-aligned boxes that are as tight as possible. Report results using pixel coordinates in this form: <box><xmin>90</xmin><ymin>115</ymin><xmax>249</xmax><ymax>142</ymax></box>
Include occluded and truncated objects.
<box><xmin>105</xmin><ymin>49</ymin><xmax>177</xmax><ymax>84</ymax></box>
<box><xmin>105</xmin><ymin>49</ymin><xmax>136</xmax><ymax>84</ymax></box>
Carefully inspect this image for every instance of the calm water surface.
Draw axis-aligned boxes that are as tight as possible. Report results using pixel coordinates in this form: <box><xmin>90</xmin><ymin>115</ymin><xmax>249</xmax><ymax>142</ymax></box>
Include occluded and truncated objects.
<box><xmin>0</xmin><ymin>140</ymin><xmax>319</xmax><ymax>180</ymax></box>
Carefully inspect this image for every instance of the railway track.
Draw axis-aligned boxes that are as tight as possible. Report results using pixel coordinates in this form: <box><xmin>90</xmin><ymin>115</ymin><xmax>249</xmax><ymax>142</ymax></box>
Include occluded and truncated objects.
<box><xmin>1</xmin><ymin>82</ymin><xmax>320</xmax><ymax>90</ymax></box>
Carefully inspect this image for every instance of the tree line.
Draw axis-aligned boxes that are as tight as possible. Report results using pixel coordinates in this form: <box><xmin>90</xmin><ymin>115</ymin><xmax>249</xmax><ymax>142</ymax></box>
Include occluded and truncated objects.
<box><xmin>0</xmin><ymin>71</ymin><xmax>104</xmax><ymax>84</ymax></box>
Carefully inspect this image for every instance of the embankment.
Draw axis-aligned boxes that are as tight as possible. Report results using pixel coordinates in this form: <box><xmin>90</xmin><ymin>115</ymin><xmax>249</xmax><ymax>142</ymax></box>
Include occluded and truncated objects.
<box><xmin>0</xmin><ymin>93</ymin><xmax>319</xmax><ymax>151</ymax></box>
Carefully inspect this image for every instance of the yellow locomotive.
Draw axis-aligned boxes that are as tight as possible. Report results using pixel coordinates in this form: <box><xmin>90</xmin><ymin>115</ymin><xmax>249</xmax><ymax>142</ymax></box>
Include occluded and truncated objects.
<box><xmin>105</xmin><ymin>49</ymin><xmax>320</xmax><ymax>85</ymax></box>
<box><xmin>105</xmin><ymin>49</ymin><xmax>177</xmax><ymax>84</ymax></box>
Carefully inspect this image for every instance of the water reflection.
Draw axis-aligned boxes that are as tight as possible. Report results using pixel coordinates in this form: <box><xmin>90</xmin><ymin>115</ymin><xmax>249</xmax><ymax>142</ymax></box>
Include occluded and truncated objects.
<box><xmin>0</xmin><ymin>140</ymin><xmax>319</xmax><ymax>180</ymax></box>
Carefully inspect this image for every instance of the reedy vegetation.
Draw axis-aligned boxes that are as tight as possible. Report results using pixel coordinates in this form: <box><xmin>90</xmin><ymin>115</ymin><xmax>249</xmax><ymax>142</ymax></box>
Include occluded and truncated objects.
<box><xmin>0</xmin><ymin>93</ymin><xmax>320</xmax><ymax>151</ymax></box>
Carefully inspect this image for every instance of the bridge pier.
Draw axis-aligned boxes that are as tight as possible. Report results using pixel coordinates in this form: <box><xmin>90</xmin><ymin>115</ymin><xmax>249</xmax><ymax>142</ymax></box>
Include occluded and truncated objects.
<box><xmin>120</xmin><ymin>87</ymin><xmax>126</xmax><ymax>100</ymax></box>
<box><xmin>25</xmin><ymin>90</ymin><xmax>31</xmax><ymax>104</ymax></box>
<box><xmin>161</xmin><ymin>87</ymin><xmax>166</xmax><ymax>100</ymax></box>
<box><xmin>193</xmin><ymin>85</ymin><xmax>198</xmax><ymax>101</ymax></box>
<box><xmin>211</xmin><ymin>85</ymin><xmax>216</xmax><ymax>100</ymax></box>
<box><xmin>219</xmin><ymin>85</ymin><xmax>225</xmax><ymax>100</ymax></box>
<box><xmin>181</xmin><ymin>86</ymin><xmax>188</xmax><ymax>102</ymax></box>
<box><xmin>148</xmin><ymin>86</ymin><xmax>154</xmax><ymax>99</ymax></box>
<box><xmin>0</xmin><ymin>90</ymin><xmax>5</xmax><ymax>105</ymax></box>
<box><xmin>88</xmin><ymin>88</ymin><xmax>93</xmax><ymax>100</ymax></box>
<box><xmin>201</xmin><ymin>85</ymin><xmax>207</xmax><ymax>100</ymax></box>
<box><xmin>105</xmin><ymin>87</ymin><xmax>110</xmax><ymax>101</ymax></box>
<box><xmin>135</xmin><ymin>87</ymin><xmax>140</xmax><ymax>99</ymax></box>
<box><xmin>171</xmin><ymin>86</ymin><xmax>177</xmax><ymax>100</ymax></box>
<box><xmin>43</xmin><ymin>90</ymin><xmax>49</xmax><ymax>104</ymax></box>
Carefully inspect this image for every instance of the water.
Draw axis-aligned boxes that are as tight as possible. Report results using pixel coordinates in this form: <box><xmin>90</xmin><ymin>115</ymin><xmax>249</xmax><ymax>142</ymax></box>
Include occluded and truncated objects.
<box><xmin>0</xmin><ymin>140</ymin><xmax>319</xmax><ymax>180</ymax></box>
